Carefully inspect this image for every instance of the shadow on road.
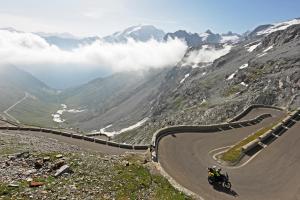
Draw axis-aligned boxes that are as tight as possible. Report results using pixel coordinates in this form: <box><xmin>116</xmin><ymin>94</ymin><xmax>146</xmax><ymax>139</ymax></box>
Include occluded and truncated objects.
<box><xmin>213</xmin><ymin>184</ymin><xmax>239</xmax><ymax>197</ymax></box>
<box><xmin>245</xmin><ymin>144</ymin><xmax>263</xmax><ymax>156</ymax></box>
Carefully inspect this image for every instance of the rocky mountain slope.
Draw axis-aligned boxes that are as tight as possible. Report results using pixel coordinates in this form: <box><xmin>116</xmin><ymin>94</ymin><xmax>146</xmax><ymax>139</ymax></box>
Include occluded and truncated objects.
<box><xmin>114</xmin><ymin>21</ymin><xmax>300</xmax><ymax>144</ymax></box>
<box><xmin>49</xmin><ymin>18</ymin><xmax>300</xmax><ymax>144</ymax></box>
<box><xmin>0</xmin><ymin>18</ymin><xmax>299</xmax><ymax>145</ymax></box>
<box><xmin>60</xmin><ymin>68</ymin><xmax>171</xmax><ymax>132</ymax></box>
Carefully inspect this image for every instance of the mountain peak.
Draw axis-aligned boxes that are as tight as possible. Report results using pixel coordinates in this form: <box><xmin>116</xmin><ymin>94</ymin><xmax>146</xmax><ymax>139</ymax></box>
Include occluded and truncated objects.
<box><xmin>164</xmin><ymin>30</ymin><xmax>203</xmax><ymax>47</ymax></box>
<box><xmin>205</xmin><ymin>29</ymin><xmax>213</xmax><ymax>34</ymax></box>
<box><xmin>103</xmin><ymin>25</ymin><xmax>165</xmax><ymax>43</ymax></box>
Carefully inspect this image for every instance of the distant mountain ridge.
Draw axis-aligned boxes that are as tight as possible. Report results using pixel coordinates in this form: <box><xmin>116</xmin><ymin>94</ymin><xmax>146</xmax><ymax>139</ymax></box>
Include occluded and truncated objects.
<box><xmin>164</xmin><ymin>29</ymin><xmax>242</xmax><ymax>47</ymax></box>
<box><xmin>0</xmin><ymin>24</ymin><xmax>241</xmax><ymax>51</ymax></box>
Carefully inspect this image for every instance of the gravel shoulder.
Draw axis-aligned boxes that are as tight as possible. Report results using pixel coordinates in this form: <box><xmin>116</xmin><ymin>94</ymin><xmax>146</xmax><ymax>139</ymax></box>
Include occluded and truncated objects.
<box><xmin>0</xmin><ymin>130</ymin><xmax>191</xmax><ymax>200</ymax></box>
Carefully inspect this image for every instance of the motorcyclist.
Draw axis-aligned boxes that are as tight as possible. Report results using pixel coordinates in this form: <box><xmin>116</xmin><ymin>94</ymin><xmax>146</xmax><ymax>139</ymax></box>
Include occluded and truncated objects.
<box><xmin>208</xmin><ymin>165</ymin><xmax>222</xmax><ymax>181</ymax></box>
<box><xmin>208</xmin><ymin>165</ymin><xmax>231</xmax><ymax>189</ymax></box>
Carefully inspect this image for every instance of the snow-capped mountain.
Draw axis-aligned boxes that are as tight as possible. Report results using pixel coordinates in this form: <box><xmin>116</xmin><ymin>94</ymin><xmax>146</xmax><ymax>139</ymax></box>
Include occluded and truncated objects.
<box><xmin>248</xmin><ymin>18</ymin><xmax>300</xmax><ymax>38</ymax></box>
<box><xmin>164</xmin><ymin>30</ymin><xmax>203</xmax><ymax>47</ymax></box>
<box><xmin>103</xmin><ymin>25</ymin><xmax>165</xmax><ymax>43</ymax></box>
<box><xmin>199</xmin><ymin>29</ymin><xmax>222</xmax><ymax>44</ymax></box>
<box><xmin>164</xmin><ymin>29</ymin><xmax>241</xmax><ymax>47</ymax></box>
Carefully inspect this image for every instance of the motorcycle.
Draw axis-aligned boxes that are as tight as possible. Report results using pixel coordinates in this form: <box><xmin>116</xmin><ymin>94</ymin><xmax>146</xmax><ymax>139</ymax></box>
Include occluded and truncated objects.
<box><xmin>208</xmin><ymin>168</ymin><xmax>232</xmax><ymax>189</ymax></box>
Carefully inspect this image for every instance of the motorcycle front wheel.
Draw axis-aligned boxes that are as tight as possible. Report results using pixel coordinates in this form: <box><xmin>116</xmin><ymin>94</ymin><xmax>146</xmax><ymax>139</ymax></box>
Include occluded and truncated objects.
<box><xmin>223</xmin><ymin>181</ymin><xmax>231</xmax><ymax>189</ymax></box>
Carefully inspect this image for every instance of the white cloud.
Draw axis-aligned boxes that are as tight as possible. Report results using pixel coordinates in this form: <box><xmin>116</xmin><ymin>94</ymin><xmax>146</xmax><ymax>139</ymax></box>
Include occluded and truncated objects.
<box><xmin>182</xmin><ymin>45</ymin><xmax>232</xmax><ymax>66</ymax></box>
<box><xmin>0</xmin><ymin>30</ymin><xmax>187</xmax><ymax>73</ymax></box>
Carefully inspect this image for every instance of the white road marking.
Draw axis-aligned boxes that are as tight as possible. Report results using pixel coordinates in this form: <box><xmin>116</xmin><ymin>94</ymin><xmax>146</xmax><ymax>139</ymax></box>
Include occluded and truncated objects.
<box><xmin>229</xmin><ymin>149</ymin><xmax>263</xmax><ymax>169</ymax></box>
<box><xmin>209</xmin><ymin>144</ymin><xmax>264</xmax><ymax>169</ymax></box>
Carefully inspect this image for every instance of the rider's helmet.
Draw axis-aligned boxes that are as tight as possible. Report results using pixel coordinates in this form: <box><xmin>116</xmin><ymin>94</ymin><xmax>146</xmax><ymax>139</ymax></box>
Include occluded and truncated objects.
<box><xmin>212</xmin><ymin>165</ymin><xmax>217</xmax><ymax>170</ymax></box>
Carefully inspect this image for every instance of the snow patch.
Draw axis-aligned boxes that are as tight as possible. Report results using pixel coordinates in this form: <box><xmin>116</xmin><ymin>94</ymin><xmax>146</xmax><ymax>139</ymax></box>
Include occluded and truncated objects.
<box><xmin>51</xmin><ymin>104</ymin><xmax>85</xmax><ymax>123</ymax></box>
<box><xmin>263</xmin><ymin>45</ymin><xmax>273</xmax><ymax>52</ymax></box>
<box><xmin>126</xmin><ymin>26</ymin><xmax>142</xmax><ymax>35</ymax></box>
<box><xmin>239</xmin><ymin>63</ymin><xmax>248</xmax><ymax>69</ymax></box>
<box><xmin>247</xmin><ymin>42</ymin><xmax>261</xmax><ymax>52</ymax></box>
<box><xmin>67</xmin><ymin>109</ymin><xmax>85</xmax><ymax>113</ymax></box>
<box><xmin>257</xmin><ymin>53</ymin><xmax>267</xmax><ymax>58</ymax></box>
<box><xmin>240</xmin><ymin>82</ymin><xmax>249</xmax><ymax>87</ymax></box>
<box><xmin>227</xmin><ymin>71</ymin><xmax>237</xmax><ymax>80</ymax></box>
<box><xmin>200</xmin><ymin>99</ymin><xmax>207</xmax><ymax>105</ymax></box>
<box><xmin>99</xmin><ymin>118</ymin><xmax>149</xmax><ymax>137</ymax></box>
<box><xmin>198</xmin><ymin>32</ymin><xmax>209</xmax><ymax>41</ymax></box>
<box><xmin>52</xmin><ymin>114</ymin><xmax>65</xmax><ymax>123</ymax></box>
<box><xmin>192</xmin><ymin>64</ymin><xmax>199</xmax><ymax>68</ymax></box>
<box><xmin>180</xmin><ymin>73</ymin><xmax>190</xmax><ymax>84</ymax></box>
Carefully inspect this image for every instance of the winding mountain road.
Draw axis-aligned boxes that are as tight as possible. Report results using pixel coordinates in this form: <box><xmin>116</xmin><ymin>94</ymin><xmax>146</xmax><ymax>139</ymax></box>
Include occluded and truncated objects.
<box><xmin>158</xmin><ymin>108</ymin><xmax>300</xmax><ymax>200</ymax></box>
<box><xmin>1</xmin><ymin>105</ymin><xmax>299</xmax><ymax>199</ymax></box>
<box><xmin>3</xmin><ymin>92</ymin><xmax>29</xmax><ymax>123</ymax></box>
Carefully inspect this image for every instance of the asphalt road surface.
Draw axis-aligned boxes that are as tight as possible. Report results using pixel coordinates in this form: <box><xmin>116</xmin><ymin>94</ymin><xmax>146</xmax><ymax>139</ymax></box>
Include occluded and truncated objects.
<box><xmin>158</xmin><ymin>108</ymin><xmax>300</xmax><ymax>200</ymax></box>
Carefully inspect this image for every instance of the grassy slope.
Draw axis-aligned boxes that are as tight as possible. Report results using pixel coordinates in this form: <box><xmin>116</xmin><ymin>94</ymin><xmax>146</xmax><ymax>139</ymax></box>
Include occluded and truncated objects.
<box><xmin>9</xmin><ymin>98</ymin><xmax>60</xmax><ymax>128</ymax></box>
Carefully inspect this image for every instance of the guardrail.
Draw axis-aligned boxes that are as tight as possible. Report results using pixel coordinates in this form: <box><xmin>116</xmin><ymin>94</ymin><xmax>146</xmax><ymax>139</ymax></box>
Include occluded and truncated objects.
<box><xmin>228</xmin><ymin>104</ymin><xmax>284</xmax><ymax>122</ymax></box>
<box><xmin>0</xmin><ymin>126</ymin><xmax>149</xmax><ymax>151</ymax></box>
<box><xmin>1</xmin><ymin>105</ymin><xmax>295</xmax><ymax>155</ymax></box>
<box><xmin>85</xmin><ymin>132</ymin><xmax>109</xmax><ymax>138</ymax></box>
<box><xmin>151</xmin><ymin>113</ymin><xmax>272</xmax><ymax>161</ymax></box>
<box><xmin>0</xmin><ymin>118</ymin><xmax>20</xmax><ymax>127</ymax></box>
<box><xmin>241</xmin><ymin>108</ymin><xmax>300</xmax><ymax>154</ymax></box>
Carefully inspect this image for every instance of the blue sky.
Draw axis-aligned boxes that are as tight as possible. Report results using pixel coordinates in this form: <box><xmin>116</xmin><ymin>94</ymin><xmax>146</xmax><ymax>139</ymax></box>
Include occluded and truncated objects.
<box><xmin>0</xmin><ymin>0</ymin><xmax>299</xmax><ymax>36</ymax></box>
